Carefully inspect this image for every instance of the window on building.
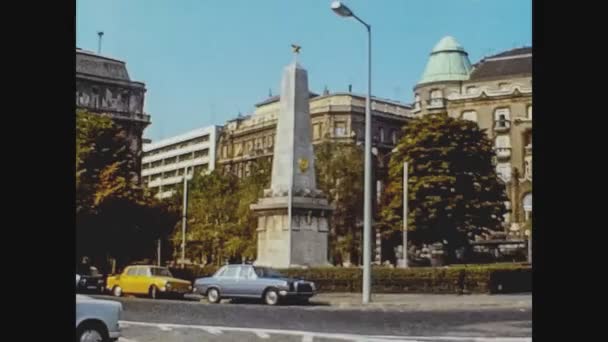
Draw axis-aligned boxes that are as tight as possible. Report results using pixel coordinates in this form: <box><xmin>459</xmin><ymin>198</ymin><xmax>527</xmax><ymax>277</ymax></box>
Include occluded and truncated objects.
<box><xmin>414</xmin><ymin>93</ymin><xmax>421</xmax><ymax>110</ymax></box>
<box><xmin>379</xmin><ymin>127</ymin><xmax>385</xmax><ymax>142</ymax></box>
<box><xmin>524</xmin><ymin>156</ymin><xmax>532</xmax><ymax>180</ymax></box>
<box><xmin>494</xmin><ymin>108</ymin><xmax>511</xmax><ymax>129</ymax></box>
<box><xmin>313</xmin><ymin>123</ymin><xmax>321</xmax><ymax>140</ymax></box>
<box><xmin>164</xmin><ymin>156</ymin><xmax>177</xmax><ymax>165</ymax></box>
<box><xmin>462</xmin><ymin>110</ymin><xmax>478</xmax><ymax>122</ymax></box>
<box><xmin>151</xmin><ymin>160</ymin><xmax>162</xmax><ymax>168</ymax></box>
<box><xmin>496</xmin><ymin>163</ymin><xmax>512</xmax><ymax>182</ymax></box>
<box><xmin>392</xmin><ymin>130</ymin><xmax>398</xmax><ymax>144</ymax></box>
<box><xmin>178</xmin><ymin>169</ymin><xmax>184</xmax><ymax>176</ymax></box>
<box><xmin>194</xmin><ymin>149</ymin><xmax>209</xmax><ymax>159</ymax></box>
<box><xmin>181</xmin><ymin>153</ymin><xmax>193</xmax><ymax>161</ymax></box>
<box><xmin>429</xmin><ymin>89</ymin><xmax>443</xmax><ymax>106</ymax></box>
<box><xmin>164</xmin><ymin>170</ymin><xmax>177</xmax><ymax>179</ymax></box>
<box><xmin>522</xmin><ymin>193</ymin><xmax>532</xmax><ymax>221</ymax></box>
<box><xmin>334</xmin><ymin>122</ymin><xmax>347</xmax><ymax>137</ymax></box>
<box><xmin>466</xmin><ymin>86</ymin><xmax>478</xmax><ymax>95</ymax></box>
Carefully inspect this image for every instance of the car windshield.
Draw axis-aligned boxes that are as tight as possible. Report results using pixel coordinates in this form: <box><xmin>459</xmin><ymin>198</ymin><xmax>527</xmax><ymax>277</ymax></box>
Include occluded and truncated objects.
<box><xmin>150</xmin><ymin>267</ymin><xmax>173</xmax><ymax>277</ymax></box>
<box><xmin>254</xmin><ymin>267</ymin><xmax>285</xmax><ymax>278</ymax></box>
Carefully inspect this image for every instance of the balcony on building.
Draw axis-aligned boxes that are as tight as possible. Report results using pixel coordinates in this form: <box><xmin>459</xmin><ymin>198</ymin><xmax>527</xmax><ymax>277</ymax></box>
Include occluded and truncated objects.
<box><xmin>495</xmin><ymin>147</ymin><xmax>512</xmax><ymax>160</ymax></box>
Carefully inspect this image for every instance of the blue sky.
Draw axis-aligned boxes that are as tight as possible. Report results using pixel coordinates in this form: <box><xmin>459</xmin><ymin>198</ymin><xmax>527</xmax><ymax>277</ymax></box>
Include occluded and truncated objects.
<box><xmin>76</xmin><ymin>0</ymin><xmax>531</xmax><ymax>141</ymax></box>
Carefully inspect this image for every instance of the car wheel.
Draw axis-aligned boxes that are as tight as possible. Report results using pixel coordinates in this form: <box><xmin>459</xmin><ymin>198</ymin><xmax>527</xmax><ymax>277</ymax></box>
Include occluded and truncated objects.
<box><xmin>149</xmin><ymin>285</ymin><xmax>159</xmax><ymax>299</ymax></box>
<box><xmin>112</xmin><ymin>286</ymin><xmax>122</xmax><ymax>297</ymax></box>
<box><xmin>207</xmin><ymin>288</ymin><xmax>221</xmax><ymax>304</ymax></box>
<box><xmin>76</xmin><ymin>322</ymin><xmax>109</xmax><ymax>342</ymax></box>
<box><xmin>264</xmin><ymin>288</ymin><xmax>280</xmax><ymax>306</ymax></box>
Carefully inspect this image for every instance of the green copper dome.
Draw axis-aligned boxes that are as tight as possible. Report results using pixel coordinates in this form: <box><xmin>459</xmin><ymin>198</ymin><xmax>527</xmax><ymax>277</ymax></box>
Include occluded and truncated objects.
<box><xmin>418</xmin><ymin>36</ymin><xmax>472</xmax><ymax>85</ymax></box>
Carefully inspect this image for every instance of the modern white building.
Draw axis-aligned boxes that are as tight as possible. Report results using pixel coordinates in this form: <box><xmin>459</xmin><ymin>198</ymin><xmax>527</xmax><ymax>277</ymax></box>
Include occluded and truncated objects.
<box><xmin>142</xmin><ymin>125</ymin><xmax>221</xmax><ymax>199</ymax></box>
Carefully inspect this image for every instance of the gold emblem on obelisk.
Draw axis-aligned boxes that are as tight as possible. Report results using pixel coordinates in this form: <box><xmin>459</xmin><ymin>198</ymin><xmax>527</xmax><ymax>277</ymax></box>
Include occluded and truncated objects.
<box><xmin>298</xmin><ymin>158</ymin><xmax>309</xmax><ymax>173</ymax></box>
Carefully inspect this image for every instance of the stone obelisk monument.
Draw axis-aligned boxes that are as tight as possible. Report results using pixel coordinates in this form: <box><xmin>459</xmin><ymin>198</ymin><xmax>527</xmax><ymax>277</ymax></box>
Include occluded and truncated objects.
<box><xmin>251</xmin><ymin>47</ymin><xmax>332</xmax><ymax>268</ymax></box>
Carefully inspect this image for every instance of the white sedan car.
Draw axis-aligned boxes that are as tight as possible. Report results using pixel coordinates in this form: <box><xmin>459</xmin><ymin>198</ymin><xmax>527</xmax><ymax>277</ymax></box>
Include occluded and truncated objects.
<box><xmin>76</xmin><ymin>294</ymin><xmax>122</xmax><ymax>342</ymax></box>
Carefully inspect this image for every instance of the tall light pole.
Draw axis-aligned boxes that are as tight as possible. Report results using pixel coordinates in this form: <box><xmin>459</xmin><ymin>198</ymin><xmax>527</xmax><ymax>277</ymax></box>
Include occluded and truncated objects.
<box><xmin>402</xmin><ymin>162</ymin><xmax>409</xmax><ymax>268</ymax></box>
<box><xmin>331</xmin><ymin>0</ymin><xmax>373</xmax><ymax>304</ymax></box>
<box><xmin>181</xmin><ymin>166</ymin><xmax>189</xmax><ymax>268</ymax></box>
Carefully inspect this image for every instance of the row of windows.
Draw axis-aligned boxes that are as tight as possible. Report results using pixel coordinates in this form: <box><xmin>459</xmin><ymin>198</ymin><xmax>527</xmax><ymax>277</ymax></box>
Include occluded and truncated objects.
<box><xmin>142</xmin><ymin>149</ymin><xmax>209</xmax><ymax>169</ymax></box>
<box><xmin>459</xmin><ymin>105</ymin><xmax>532</xmax><ymax>127</ymax></box>
<box><xmin>145</xmin><ymin>135</ymin><xmax>210</xmax><ymax>157</ymax></box>
<box><xmin>415</xmin><ymin>83</ymin><xmax>521</xmax><ymax>108</ymax></box>
<box><xmin>143</xmin><ymin>164</ymin><xmax>210</xmax><ymax>183</ymax></box>
<box><xmin>313</xmin><ymin>121</ymin><xmax>399</xmax><ymax>144</ymax></box>
<box><xmin>223</xmin><ymin>135</ymin><xmax>275</xmax><ymax>159</ymax></box>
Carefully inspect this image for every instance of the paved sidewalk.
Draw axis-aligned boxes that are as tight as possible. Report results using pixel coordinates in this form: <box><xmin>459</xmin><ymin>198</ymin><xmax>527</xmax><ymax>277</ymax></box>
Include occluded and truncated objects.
<box><xmin>310</xmin><ymin>293</ymin><xmax>532</xmax><ymax>311</ymax></box>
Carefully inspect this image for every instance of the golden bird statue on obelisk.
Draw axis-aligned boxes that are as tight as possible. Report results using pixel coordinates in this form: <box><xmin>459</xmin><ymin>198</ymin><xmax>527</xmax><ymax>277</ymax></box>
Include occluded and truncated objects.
<box><xmin>291</xmin><ymin>44</ymin><xmax>301</xmax><ymax>63</ymax></box>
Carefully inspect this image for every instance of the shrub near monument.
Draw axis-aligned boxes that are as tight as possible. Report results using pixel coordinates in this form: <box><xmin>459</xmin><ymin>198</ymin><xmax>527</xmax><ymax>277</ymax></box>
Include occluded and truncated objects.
<box><xmin>170</xmin><ymin>263</ymin><xmax>530</xmax><ymax>294</ymax></box>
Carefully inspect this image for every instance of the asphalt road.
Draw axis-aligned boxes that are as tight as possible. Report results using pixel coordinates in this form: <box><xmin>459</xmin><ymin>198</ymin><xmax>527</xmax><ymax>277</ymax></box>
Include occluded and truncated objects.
<box><xmin>91</xmin><ymin>295</ymin><xmax>531</xmax><ymax>342</ymax></box>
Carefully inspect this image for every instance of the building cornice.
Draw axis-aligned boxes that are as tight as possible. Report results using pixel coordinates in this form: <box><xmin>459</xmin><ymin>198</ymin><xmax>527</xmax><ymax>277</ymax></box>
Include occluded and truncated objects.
<box><xmin>447</xmin><ymin>85</ymin><xmax>532</xmax><ymax>102</ymax></box>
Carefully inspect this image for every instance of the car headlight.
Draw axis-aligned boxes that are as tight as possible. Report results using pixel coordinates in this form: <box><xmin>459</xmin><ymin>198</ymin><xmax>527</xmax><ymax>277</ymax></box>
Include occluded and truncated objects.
<box><xmin>166</xmin><ymin>282</ymin><xmax>172</xmax><ymax>288</ymax></box>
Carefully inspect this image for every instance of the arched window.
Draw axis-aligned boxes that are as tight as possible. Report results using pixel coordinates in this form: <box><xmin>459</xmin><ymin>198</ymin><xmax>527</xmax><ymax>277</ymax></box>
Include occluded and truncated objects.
<box><xmin>494</xmin><ymin>108</ymin><xmax>511</xmax><ymax>129</ymax></box>
<box><xmin>462</xmin><ymin>110</ymin><xmax>478</xmax><ymax>122</ymax></box>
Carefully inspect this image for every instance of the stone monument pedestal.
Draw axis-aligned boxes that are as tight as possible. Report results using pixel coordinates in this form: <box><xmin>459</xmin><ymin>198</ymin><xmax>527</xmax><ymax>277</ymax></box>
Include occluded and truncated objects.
<box><xmin>252</xmin><ymin>191</ymin><xmax>332</xmax><ymax>268</ymax></box>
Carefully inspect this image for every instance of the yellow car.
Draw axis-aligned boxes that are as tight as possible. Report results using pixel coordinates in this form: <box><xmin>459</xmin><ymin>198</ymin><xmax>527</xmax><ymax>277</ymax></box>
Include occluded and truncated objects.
<box><xmin>106</xmin><ymin>265</ymin><xmax>192</xmax><ymax>299</ymax></box>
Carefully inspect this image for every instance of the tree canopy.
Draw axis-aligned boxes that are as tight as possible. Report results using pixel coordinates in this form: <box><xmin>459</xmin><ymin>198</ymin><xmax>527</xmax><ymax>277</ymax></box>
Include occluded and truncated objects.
<box><xmin>379</xmin><ymin>114</ymin><xmax>508</xmax><ymax>260</ymax></box>
<box><xmin>76</xmin><ymin>110</ymin><xmax>178</xmax><ymax>270</ymax></box>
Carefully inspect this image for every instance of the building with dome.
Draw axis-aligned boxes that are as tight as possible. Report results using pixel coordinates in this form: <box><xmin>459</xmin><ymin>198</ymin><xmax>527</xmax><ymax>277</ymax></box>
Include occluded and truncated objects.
<box><xmin>412</xmin><ymin>36</ymin><xmax>532</xmax><ymax>238</ymax></box>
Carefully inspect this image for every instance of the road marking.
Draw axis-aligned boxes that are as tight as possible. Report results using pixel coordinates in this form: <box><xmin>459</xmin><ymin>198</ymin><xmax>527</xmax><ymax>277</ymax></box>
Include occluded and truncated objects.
<box><xmin>158</xmin><ymin>324</ymin><xmax>172</xmax><ymax>331</ymax></box>
<box><xmin>255</xmin><ymin>331</ymin><xmax>270</xmax><ymax>339</ymax></box>
<box><xmin>120</xmin><ymin>320</ymin><xmax>530</xmax><ymax>342</ymax></box>
<box><xmin>201</xmin><ymin>326</ymin><xmax>223</xmax><ymax>335</ymax></box>
<box><xmin>302</xmin><ymin>334</ymin><xmax>313</xmax><ymax>342</ymax></box>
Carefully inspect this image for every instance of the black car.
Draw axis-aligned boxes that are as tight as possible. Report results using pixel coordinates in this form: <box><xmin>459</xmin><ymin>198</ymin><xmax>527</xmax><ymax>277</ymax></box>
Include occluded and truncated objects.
<box><xmin>76</xmin><ymin>266</ymin><xmax>105</xmax><ymax>293</ymax></box>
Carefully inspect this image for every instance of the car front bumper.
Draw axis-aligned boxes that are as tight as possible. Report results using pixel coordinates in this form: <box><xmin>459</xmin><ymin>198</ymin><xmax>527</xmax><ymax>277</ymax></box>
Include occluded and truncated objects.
<box><xmin>109</xmin><ymin>330</ymin><xmax>121</xmax><ymax>340</ymax></box>
<box><xmin>279</xmin><ymin>290</ymin><xmax>315</xmax><ymax>298</ymax></box>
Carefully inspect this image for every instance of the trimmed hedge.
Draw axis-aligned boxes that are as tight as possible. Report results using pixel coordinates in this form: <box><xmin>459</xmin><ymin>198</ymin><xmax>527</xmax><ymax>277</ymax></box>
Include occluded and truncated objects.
<box><xmin>169</xmin><ymin>263</ymin><xmax>531</xmax><ymax>294</ymax></box>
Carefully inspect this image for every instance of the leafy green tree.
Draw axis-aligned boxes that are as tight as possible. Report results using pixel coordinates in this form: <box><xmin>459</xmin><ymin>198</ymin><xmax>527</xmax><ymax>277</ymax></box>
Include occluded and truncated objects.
<box><xmin>315</xmin><ymin>141</ymin><xmax>364</xmax><ymax>265</ymax></box>
<box><xmin>76</xmin><ymin>110</ymin><xmax>179</xmax><ymax>270</ymax></box>
<box><xmin>170</xmin><ymin>157</ymin><xmax>270</xmax><ymax>266</ymax></box>
<box><xmin>379</xmin><ymin>114</ymin><xmax>508</xmax><ymax>262</ymax></box>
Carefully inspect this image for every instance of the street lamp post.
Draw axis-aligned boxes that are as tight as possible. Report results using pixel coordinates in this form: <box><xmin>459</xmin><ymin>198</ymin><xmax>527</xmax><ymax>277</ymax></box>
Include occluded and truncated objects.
<box><xmin>402</xmin><ymin>162</ymin><xmax>409</xmax><ymax>268</ymax></box>
<box><xmin>331</xmin><ymin>0</ymin><xmax>373</xmax><ymax>304</ymax></box>
<box><xmin>181</xmin><ymin>166</ymin><xmax>189</xmax><ymax>268</ymax></box>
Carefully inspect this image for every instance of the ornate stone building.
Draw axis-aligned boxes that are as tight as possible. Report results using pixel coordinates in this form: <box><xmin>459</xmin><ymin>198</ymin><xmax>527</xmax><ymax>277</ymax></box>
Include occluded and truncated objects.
<box><xmin>76</xmin><ymin>48</ymin><xmax>151</xmax><ymax>181</ymax></box>
<box><xmin>412</xmin><ymin>36</ymin><xmax>532</xmax><ymax>238</ymax></box>
<box><xmin>217</xmin><ymin>91</ymin><xmax>413</xmax><ymax>178</ymax></box>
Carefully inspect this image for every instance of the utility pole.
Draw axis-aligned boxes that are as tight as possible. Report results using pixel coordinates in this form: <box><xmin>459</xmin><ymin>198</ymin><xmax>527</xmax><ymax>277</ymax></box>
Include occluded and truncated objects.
<box><xmin>402</xmin><ymin>162</ymin><xmax>409</xmax><ymax>268</ymax></box>
<box><xmin>181</xmin><ymin>166</ymin><xmax>189</xmax><ymax>268</ymax></box>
